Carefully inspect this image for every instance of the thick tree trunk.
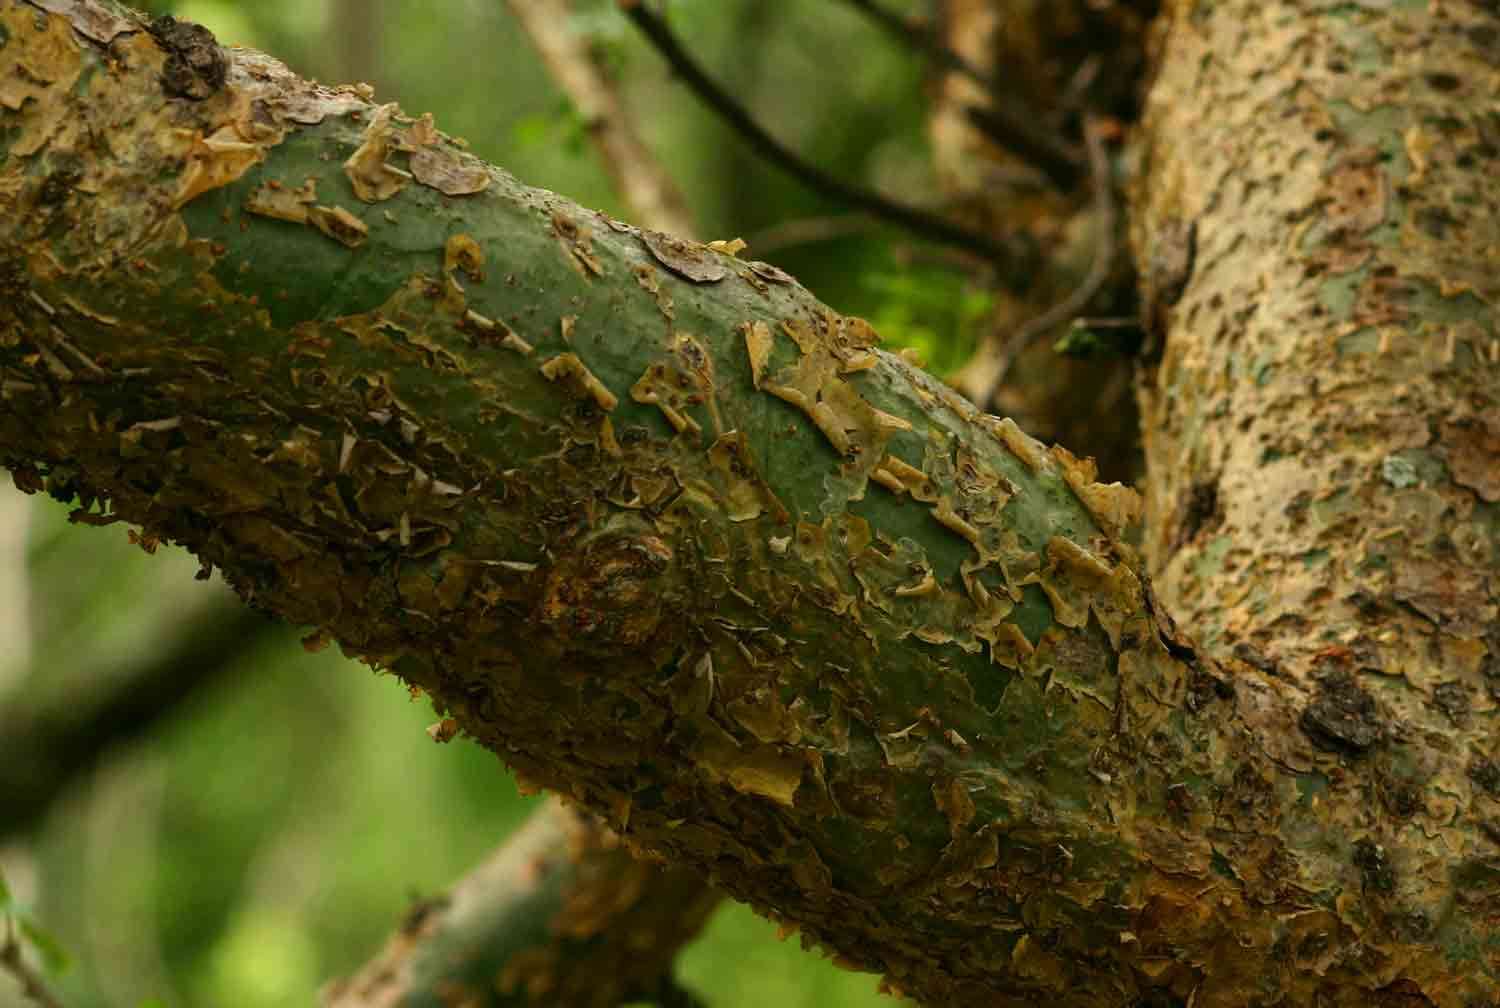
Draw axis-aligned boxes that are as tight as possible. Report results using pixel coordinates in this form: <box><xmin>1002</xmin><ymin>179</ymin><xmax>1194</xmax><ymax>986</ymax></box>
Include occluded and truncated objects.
<box><xmin>1132</xmin><ymin>0</ymin><xmax>1500</xmax><ymax>1001</ymax></box>
<box><xmin>0</xmin><ymin>1</ymin><xmax>1494</xmax><ymax>1004</ymax></box>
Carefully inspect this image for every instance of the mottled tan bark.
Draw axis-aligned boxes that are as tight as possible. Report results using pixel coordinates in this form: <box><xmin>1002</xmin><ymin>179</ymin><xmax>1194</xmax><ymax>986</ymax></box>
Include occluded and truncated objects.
<box><xmin>1133</xmin><ymin>0</ymin><xmax>1500</xmax><ymax>1002</ymax></box>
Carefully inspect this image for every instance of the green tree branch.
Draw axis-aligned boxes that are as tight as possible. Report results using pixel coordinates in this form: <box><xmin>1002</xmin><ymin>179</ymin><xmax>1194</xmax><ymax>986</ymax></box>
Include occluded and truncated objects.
<box><xmin>324</xmin><ymin>798</ymin><xmax>717</xmax><ymax>1008</ymax></box>
<box><xmin>1</xmin><ymin>1</ymin><xmax>1496</xmax><ymax>1004</ymax></box>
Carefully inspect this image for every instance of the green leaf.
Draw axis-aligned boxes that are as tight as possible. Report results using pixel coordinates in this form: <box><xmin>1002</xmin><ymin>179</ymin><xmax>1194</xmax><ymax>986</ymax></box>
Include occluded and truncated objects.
<box><xmin>0</xmin><ymin>866</ymin><xmax>11</xmax><ymax>909</ymax></box>
<box><xmin>18</xmin><ymin>916</ymin><xmax>71</xmax><ymax>975</ymax></box>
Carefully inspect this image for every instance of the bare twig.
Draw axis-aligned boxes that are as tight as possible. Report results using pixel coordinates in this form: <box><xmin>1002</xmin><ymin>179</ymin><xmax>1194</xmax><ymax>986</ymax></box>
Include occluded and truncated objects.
<box><xmin>842</xmin><ymin>0</ymin><xmax>1083</xmax><ymax>189</ymax></box>
<box><xmin>619</xmin><ymin>0</ymin><xmax>1031</xmax><ymax>275</ymax></box>
<box><xmin>506</xmin><ymin>0</ymin><xmax>697</xmax><ymax>237</ymax></box>
<box><xmin>1055</xmin><ymin>55</ymin><xmax>1104</xmax><ymax>128</ymax></box>
<box><xmin>841</xmin><ymin>0</ymin><xmax>993</xmax><ymax>90</ymax></box>
<box><xmin>962</xmin><ymin>105</ymin><xmax>1082</xmax><ymax>191</ymax></box>
<box><xmin>984</xmin><ymin>116</ymin><xmax>1117</xmax><ymax>408</ymax></box>
<box><xmin>0</xmin><ymin>488</ymin><xmax>30</xmax><ymax>692</ymax></box>
<box><xmin>742</xmin><ymin>212</ymin><xmax>875</xmax><ymax>256</ymax></box>
<box><xmin>1</xmin><ymin>918</ymin><xmax>65</xmax><ymax>1008</ymax></box>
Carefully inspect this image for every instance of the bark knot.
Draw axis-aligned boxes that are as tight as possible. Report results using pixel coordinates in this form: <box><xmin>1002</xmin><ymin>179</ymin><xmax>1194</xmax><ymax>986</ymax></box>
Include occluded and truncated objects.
<box><xmin>538</xmin><ymin>528</ymin><xmax>676</xmax><ymax>652</ymax></box>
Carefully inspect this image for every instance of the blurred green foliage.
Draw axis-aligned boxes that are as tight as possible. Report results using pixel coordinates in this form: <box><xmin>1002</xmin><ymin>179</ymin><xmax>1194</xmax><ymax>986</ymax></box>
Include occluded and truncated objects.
<box><xmin>1</xmin><ymin>0</ymin><xmax>970</xmax><ymax>1004</ymax></box>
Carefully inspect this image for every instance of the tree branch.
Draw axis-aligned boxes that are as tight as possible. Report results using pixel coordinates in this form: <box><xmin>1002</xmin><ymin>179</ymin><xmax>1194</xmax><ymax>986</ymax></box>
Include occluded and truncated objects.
<box><xmin>340</xmin><ymin>7</ymin><xmax>722</xmax><ymax>1001</ymax></box>
<box><xmin>0</xmin><ymin>8</ymin><xmax>1198</xmax><ymax>1001</ymax></box>
<box><xmin>841</xmin><ymin>0</ymin><xmax>1083</xmax><ymax>189</ymax></box>
<box><xmin>506</xmin><ymin>0</ymin><xmax>696</xmax><ymax>239</ymax></box>
<box><xmin>1</xmin><ymin>917</ymin><xmax>64</xmax><ymax>1008</ymax></box>
<box><xmin>1</xmin><ymin>1</ymin><xmax>1496</xmax><ymax>1003</ymax></box>
<box><xmin>324</xmin><ymin>798</ymin><xmax>718</xmax><ymax>1008</ymax></box>
<box><xmin>618</xmin><ymin>0</ymin><xmax>1033</xmax><ymax>273</ymax></box>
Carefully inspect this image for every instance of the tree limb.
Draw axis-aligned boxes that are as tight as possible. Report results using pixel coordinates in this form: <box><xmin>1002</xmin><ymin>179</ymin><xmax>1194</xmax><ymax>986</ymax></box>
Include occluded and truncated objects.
<box><xmin>342</xmin><ymin>6</ymin><xmax>721</xmax><ymax>1000</ymax></box>
<box><xmin>839</xmin><ymin>0</ymin><xmax>1083</xmax><ymax>190</ymax></box>
<box><xmin>619</xmin><ymin>0</ymin><xmax>1033</xmax><ymax>273</ymax></box>
<box><xmin>0</xmin><ymin>1</ymin><xmax>1496</xmax><ymax>1004</ymax></box>
<box><xmin>324</xmin><ymin>797</ymin><xmax>718</xmax><ymax>1008</ymax></box>
<box><xmin>505</xmin><ymin>0</ymin><xmax>696</xmax><ymax>240</ymax></box>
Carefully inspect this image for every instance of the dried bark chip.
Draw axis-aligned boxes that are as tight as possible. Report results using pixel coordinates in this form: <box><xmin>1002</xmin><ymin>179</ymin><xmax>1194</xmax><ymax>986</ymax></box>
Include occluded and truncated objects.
<box><xmin>307</xmin><ymin>204</ymin><xmax>368</xmax><ymax>247</ymax></box>
<box><xmin>410</xmin><ymin>147</ymin><xmax>491</xmax><ymax>197</ymax></box>
<box><xmin>599</xmin><ymin>213</ymin><xmax>638</xmax><ymax>235</ymax></box>
<box><xmin>748</xmin><ymin>260</ymin><xmax>795</xmax><ymax>285</ymax></box>
<box><xmin>638</xmin><ymin>230</ymin><xmax>728</xmax><ymax>284</ymax></box>
<box><xmin>28</xmin><ymin>0</ymin><xmax>137</xmax><ymax>43</ymax></box>
<box><xmin>1443</xmin><ymin>414</ymin><xmax>1500</xmax><ymax>503</ymax></box>
<box><xmin>1391</xmin><ymin>557</ymin><xmax>1492</xmax><ymax>637</ymax></box>
<box><xmin>1301</xmin><ymin>676</ymin><xmax>1383</xmax><ymax>754</ymax></box>
<box><xmin>277</xmin><ymin>90</ymin><xmax>366</xmax><ymax>125</ymax></box>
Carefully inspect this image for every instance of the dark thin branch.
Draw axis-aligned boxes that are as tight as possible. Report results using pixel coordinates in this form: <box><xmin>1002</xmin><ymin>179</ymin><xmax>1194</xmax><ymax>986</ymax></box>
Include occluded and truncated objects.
<box><xmin>742</xmin><ymin>212</ymin><xmax>875</xmax><ymax>256</ymax></box>
<box><xmin>841</xmin><ymin>0</ymin><xmax>993</xmax><ymax>90</ymax></box>
<box><xmin>841</xmin><ymin>0</ymin><xmax>1083</xmax><ymax>189</ymax></box>
<box><xmin>619</xmin><ymin>0</ymin><xmax>1032</xmax><ymax>275</ymax></box>
<box><xmin>985</xmin><ymin>116</ymin><xmax>1118</xmax><ymax>407</ymax></box>
<box><xmin>962</xmin><ymin>105</ymin><xmax>1082</xmax><ymax>191</ymax></box>
<box><xmin>1</xmin><ymin>918</ymin><xmax>65</xmax><ymax>1008</ymax></box>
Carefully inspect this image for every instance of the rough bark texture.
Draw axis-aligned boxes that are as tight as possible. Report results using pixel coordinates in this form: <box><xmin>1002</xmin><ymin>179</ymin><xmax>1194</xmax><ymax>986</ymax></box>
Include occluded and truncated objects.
<box><xmin>1132</xmin><ymin>0</ymin><xmax>1500</xmax><ymax>1002</ymax></box>
<box><xmin>323</xmin><ymin>797</ymin><xmax>718</xmax><ymax>1008</ymax></box>
<box><xmin>0</xmin><ymin>1</ymin><xmax>1495</xmax><ymax>1004</ymax></box>
<box><xmin>332</xmin><ymin>11</ymin><xmax>722</xmax><ymax>996</ymax></box>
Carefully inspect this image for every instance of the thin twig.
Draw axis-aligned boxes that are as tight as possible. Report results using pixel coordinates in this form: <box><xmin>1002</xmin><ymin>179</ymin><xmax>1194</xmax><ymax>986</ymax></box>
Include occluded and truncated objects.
<box><xmin>841</xmin><ymin>0</ymin><xmax>993</xmax><ymax>90</ymax></box>
<box><xmin>984</xmin><ymin>116</ymin><xmax>1117</xmax><ymax>408</ymax></box>
<box><xmin>742</xmin><ymin>213</ymin><xmax>875</xmax><ymax>256</ymax></box>
<box><xmin>842</xmin><ymin>0</ymin><xmax>1083</xmax><ymax>189</ymax></box>
<box><xmin>619</xmin><ymin>0</ymin><xmax>1030</xmax><ymax>274</ymax></box>
<box><xmin>506</xmin><ymin>0</ymin><xmax>697</xmax><ymax>237</ymax></box>
<box><xmin>1</xmin><ymin>918</ymin><xmax>65</xmax><ymax>1008</ymax></box>
<box><xmin>962</xmin><ymin>105</ymin><xmax>1082</xmax><ymax>191</ymax></box>
<box><xmin>1055</xmin><ymin>55</ymin><xmax>1103</xmax><ymax>128</ymax></box>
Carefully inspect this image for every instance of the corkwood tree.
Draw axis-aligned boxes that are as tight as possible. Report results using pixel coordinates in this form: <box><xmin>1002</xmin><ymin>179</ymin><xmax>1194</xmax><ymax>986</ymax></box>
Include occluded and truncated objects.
<box><xmin>2</xmin><ymin>0</ymin><xmax>1497</xmax><ymax>1005</ymax></box>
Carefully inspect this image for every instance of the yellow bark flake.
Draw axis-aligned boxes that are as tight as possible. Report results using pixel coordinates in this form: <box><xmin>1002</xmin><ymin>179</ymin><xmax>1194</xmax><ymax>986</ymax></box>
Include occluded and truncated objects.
<box><xmin>539</xmin><ymin>353</ymin><xmax>619</xmax><ymax>412</ymax></box>
<box><xmin>307</xmin><ymin>205</ymin><xmax>369</xmax><ymax>247</ymax></box>
<box><xmin>344</xmin><ymin>103</ymin><xmax>413</xmax><ymax>203</ymax></box>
